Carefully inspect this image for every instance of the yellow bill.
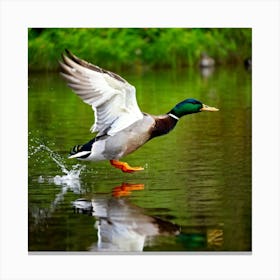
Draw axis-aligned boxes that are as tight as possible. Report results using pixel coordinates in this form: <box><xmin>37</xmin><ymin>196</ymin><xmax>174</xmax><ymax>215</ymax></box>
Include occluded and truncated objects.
<box><xmin>200</xmin><ymin>104</ymin><xmax>219</xmax><ymax>112</ymax></box>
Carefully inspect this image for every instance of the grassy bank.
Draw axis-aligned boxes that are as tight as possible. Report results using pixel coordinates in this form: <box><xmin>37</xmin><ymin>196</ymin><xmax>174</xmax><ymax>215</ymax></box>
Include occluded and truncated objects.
<box><xmin>28</xmin><ymin>28</ymin><xmax>251</xmax><ymax>71</ymax></box>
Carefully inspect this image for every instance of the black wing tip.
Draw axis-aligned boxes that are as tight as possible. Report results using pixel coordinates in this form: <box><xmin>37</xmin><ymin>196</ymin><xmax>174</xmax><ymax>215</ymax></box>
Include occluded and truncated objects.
<box><xmin>65</xmin><ymin>49</ymin><xmax>75</xmax><ymax>59</ymax></box>
<box><xmin>61</xmin><ymin>49</ymin><xmax>74</xmax><ymax>61</ymax></box>
<box><xmin>61</xmin><ymin>49</ymin><xmax>101</xmax><ymax>72</ymax></box>
<box><xmin>60</xmin><ymin>49</ymin><xmax>127</xmax><ymax>84</ymax></box>
<box><xmin>62</xmin><ymin>49</ymin><xmax>85</xmax><ymax>67</ymax></box>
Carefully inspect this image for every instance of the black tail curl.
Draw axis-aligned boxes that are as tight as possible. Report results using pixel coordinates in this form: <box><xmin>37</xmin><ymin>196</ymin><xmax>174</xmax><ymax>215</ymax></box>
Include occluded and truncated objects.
<box><xmin>68</xmin><ymin>137</ymin><xmax>97</xmax><ymax>157</ymax></box>
<box><xmin>69</xmin><ymin>145</ymin><xmax>83</xmax><ymax>156</ymax></box>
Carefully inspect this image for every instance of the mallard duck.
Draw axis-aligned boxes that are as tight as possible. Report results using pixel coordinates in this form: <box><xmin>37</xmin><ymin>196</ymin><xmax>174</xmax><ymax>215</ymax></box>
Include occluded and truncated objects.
<box><xmin>59</xmin><ymin>50</ymin><xmax>219</xmax><ymax>173</ymax></box>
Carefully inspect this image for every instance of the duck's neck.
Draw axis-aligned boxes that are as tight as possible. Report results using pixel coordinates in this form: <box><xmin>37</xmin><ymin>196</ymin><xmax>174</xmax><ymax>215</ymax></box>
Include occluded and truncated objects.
<box><xmin>150</xmin><ymin>114</ymin><xmax>178</xmax><ymax>139</ymax></box>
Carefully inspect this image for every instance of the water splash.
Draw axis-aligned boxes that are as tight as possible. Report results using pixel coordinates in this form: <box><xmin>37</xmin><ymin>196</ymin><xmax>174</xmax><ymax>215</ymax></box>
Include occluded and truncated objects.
<box><xmin>29</xmin><ymin>136</ymin><xmax>86</xmax><ymax>224</ymax></box>
<box><xmin>29</xmin><ymin>137</ymin><xmax>85</xmax><ymax>190</ymax></box>
<box><xmin>52</xmin><ymin>164</ymin><xmax>85</xmax><ymax>191</ymax></box>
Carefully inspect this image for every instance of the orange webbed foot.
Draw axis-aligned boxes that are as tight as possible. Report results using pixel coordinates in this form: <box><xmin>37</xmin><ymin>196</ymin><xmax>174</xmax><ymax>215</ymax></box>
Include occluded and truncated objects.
<box><xmin>110</xmin><ymin>160</ymin><xmax>144</xmax><ymax>173</ymax></box>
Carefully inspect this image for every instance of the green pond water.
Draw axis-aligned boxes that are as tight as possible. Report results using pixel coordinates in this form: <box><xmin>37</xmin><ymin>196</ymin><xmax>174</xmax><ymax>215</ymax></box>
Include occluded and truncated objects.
<box><xmin>28</xmin><ymin>65</ymin><xmax>251</xmax><ymax>252</ymax></box>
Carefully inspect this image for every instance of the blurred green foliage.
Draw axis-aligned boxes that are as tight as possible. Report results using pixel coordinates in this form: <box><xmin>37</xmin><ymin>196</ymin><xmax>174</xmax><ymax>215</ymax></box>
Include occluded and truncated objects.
<box><xmin>28</xmin><ymin>28</ymin><xmax>251</xmax><ymax>71</ymax></box>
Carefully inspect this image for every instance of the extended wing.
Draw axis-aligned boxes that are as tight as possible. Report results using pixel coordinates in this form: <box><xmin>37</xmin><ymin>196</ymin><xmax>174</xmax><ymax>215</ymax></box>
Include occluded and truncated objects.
<box><xmin>59</xmin><ymin>50</ymin><xmax>143</xmax><ymax>136</ymax></box>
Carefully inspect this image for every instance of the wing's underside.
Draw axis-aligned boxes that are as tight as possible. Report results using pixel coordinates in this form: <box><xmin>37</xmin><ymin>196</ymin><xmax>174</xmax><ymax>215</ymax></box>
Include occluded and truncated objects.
<box><xmin>59</xmin><ymin>50</ymin><xmax>143</xmax><ymax>136</ymax></box>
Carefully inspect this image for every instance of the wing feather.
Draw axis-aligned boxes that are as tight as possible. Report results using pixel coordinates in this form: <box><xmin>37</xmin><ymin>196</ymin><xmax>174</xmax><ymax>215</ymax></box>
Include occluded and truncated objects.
<box><xmin>59</xmin><ymin>50</ymin><xmax>143</xmax><ymax>135</ymax></box>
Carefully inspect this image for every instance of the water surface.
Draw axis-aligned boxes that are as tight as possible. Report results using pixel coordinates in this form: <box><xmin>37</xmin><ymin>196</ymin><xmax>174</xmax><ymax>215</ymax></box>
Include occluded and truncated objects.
<box><xmin>28</xmin><ymin>65</ymin><xmax>251</xmax><ymax>252</ymax></box>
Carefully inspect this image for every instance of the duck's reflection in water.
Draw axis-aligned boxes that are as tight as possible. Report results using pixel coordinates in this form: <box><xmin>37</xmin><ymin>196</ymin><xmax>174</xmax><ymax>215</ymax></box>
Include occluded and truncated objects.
<box><xmin>73</xmin><ymin>183</ymin><xmax>180</xmax><ymax>252</ymax></box>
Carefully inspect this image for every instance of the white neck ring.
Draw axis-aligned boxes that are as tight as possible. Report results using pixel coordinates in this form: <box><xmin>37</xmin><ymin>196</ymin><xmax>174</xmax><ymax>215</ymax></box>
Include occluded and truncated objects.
<box><xmin>168</xmin><ymin>113</ymin><xmax>179</xmax><ymax>120</ymax></box>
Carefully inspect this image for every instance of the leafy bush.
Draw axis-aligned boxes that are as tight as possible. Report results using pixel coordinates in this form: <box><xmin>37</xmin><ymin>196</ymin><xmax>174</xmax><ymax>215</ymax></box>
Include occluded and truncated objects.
<box><xmin>28</xmin><ymin>28</ymin><xmax>251</xmax><ymax>71</ymax></box>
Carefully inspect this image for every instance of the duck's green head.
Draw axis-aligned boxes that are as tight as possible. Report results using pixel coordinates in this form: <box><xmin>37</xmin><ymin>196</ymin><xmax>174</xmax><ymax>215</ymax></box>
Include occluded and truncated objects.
<box><xmin>168</xmin><ymin>98</ymin><xmax>219</xmax><ymax>119</ymax></box>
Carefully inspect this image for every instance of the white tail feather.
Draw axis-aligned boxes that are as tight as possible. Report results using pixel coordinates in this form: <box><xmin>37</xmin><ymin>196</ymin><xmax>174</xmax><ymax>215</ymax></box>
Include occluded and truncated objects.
<box><xmin>68</xmin><ymin>151</ymin><xmax>91</xmax><ymax>159</ymax></box>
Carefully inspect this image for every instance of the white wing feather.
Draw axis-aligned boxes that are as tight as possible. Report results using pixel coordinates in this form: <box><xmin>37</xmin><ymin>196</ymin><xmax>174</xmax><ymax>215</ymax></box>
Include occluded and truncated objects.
<box><xmin>59</xmin><ymin>51</ymin><xmax>143</xmax><ymax>136</ymax></box>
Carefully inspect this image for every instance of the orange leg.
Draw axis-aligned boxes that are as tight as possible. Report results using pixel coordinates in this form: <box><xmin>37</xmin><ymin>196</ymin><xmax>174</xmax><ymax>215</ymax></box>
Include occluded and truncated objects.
<box><xmin>110</xmin><ymin>160</ymin><xmax>144</xmax><ymax>173</ymax></box>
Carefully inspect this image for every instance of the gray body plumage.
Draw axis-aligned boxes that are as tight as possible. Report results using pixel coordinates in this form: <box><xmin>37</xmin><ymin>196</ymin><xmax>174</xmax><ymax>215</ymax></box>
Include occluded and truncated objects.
<box><xmin>85</xmin><ymin>113</ymin><xmax>155</xmax><ymax>161</ymax></box>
